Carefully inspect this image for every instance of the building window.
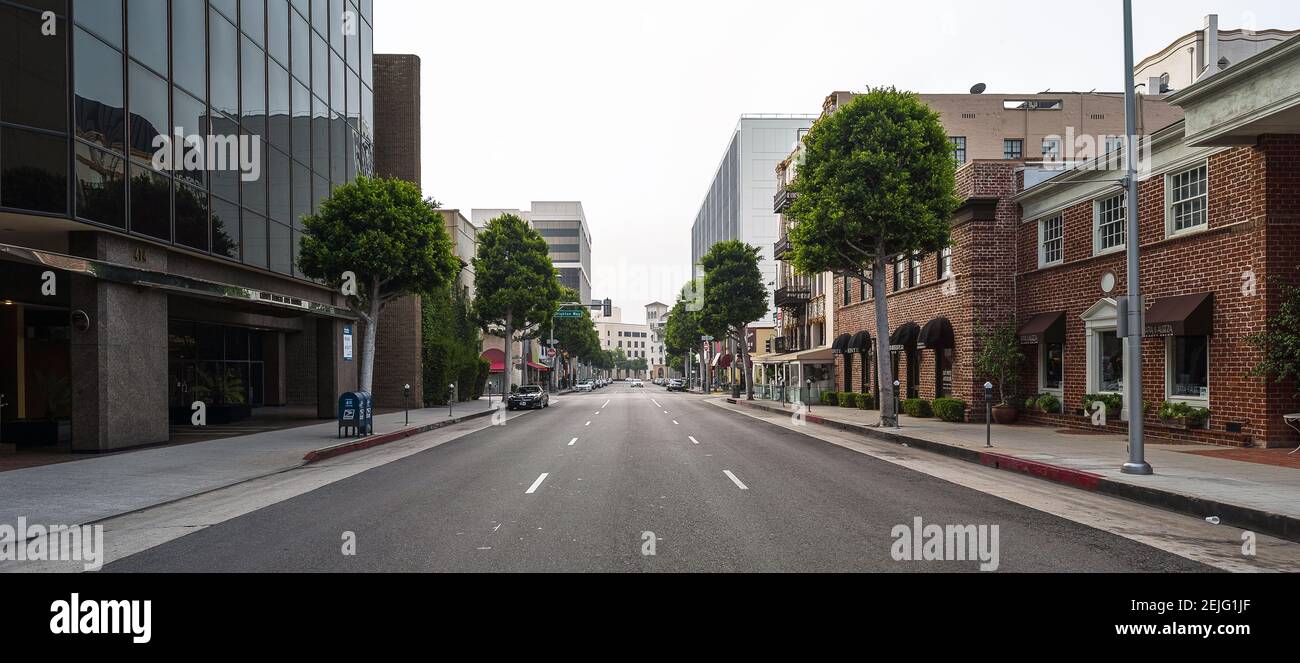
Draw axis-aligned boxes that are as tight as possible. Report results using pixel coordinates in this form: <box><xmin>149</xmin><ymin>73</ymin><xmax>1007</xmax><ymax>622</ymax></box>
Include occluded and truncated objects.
<box><xmin>1167</xmin><ymin>336</ymin><xmax>1209</xmax><ymax>401</ymax></box>
<box><xmin>1104</xmin><ymin>136</ymin><xmax>1125</xmax><ymax>155</ymax></box>
<box><xmin>1039</xmin><ymin>215</ymin><xmax>1064</xmax><ymax>266</ymax></box>
<box><xmin>909</xmin><ymin>253</ymin><xmax>921</xmax><ymax>287</ymax></box>
<box><xmin>1095</xmin><ymin>194</ymin><xmax>1126</xmax><ymax>253</ymax></box>
<box><xmin>1041</xmin><ymin>342</ymin><xmax>1063</xmax><ymax>391</ymax></box>
<box><xmin>844</xmin><ymin>276</ymin><xmax>852</xmax><ymax>304</ymax></box>
<box><xmin>893</xmin><ymin>256</ymin><xmax>906</xmax><ymax>292</ymax></box>
<box><xmin>1041</xmin><ymin>138</ymin><xmax>1062</xmax><ymax>162</ymax></box>
<box><xmin>938</xmin><ymin>247</ymin><xmax>952</xmax><ymax>279</ymax></box>
<box><xmin>950</xmin><ymin>136</ymin><xmax>966</xmax><ymax>164</ymax></box>
<box><xmin>859</xmin><ymin>277</ymin><xmax>867</xmax><ymax>302</ymax></box>
<box><xmin>1003</xmin><ymin>139</ymin><xmax>1023</xmax><ymax>160</ymax></box>
<box><xmin>1168</xmin><ymin>164</ymin><xmax>1208</xmax><ymax>234</ymax></box>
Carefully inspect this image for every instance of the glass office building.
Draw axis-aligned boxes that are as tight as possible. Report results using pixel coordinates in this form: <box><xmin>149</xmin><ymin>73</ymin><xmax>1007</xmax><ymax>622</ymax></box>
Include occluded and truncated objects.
<box><xmin>0</xmin><ymin>0</ymin><xmax>383</xmax><ymax>453</ymax></box>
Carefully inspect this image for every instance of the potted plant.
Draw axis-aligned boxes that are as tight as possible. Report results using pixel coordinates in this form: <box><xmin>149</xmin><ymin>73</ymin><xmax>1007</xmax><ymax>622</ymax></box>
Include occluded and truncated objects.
<box><xmin>1158</xmin><ymin>401</ymin><xmax>1211</xmax><ymax>429</ymax></box>
<box><xmin>974</xmin><ymin>322</ymin><xmax>1026</xmax><ymax>424</ymax></box>
<box><xmin>1083</xmin><ymin>393</ymin><xmax>1123</xmax><ymax>420</ymax></box>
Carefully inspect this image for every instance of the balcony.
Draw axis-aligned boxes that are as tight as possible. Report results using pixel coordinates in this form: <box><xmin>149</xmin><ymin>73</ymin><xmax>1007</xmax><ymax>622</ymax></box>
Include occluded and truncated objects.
<box><xmin>773</xmin><ymin>237</ymin><xmax>792</xmax><ymax>261</ymax></box>
<box><xmin>774</xmin><ymin>286</ymin><xmax>812</xmax><ymax>310</ymax></box>
<box><xmin>773</xmin><ymin>185</ymin><xmax>797</xmax><ymax>213</ymax></box>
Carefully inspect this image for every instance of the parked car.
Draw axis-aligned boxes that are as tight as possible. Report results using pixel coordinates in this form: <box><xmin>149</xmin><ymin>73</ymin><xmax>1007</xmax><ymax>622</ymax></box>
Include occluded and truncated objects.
<box><xmin>507</xmin><ymin>385</ymin><xmax>550</xmax><ymax>410</ymax></box>
<box><xmin>666</xmin><ymin>379</ymin><xmax>687</xmax><ymax>392</ymax></box>
<box><xmin>574</xmin><ymin>381</ymin><xmax>594</xmax><ymax>392</ymax></box>
<box><xmin>631</xmin><ymin>380</ymin><xmax>644</xmax><ymax>388</ymax></box>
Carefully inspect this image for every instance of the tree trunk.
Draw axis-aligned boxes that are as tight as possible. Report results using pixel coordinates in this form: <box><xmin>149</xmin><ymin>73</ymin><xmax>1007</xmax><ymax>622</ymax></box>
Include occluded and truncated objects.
<box><xmin>358</xmin><ymin>281</ymin><xmax>381</xmax><ymax>394</ymax></box>
<box><xmin>503</xmin><ymin>309</ymin><xmax>515</xmax><ymax>394</ymax></box>
<box><xmin>872</xmin><ymin>252</ymin><xmax>897</xmax><ymax>428</ymax></box>
<box><xmin>737</xmin><ymin>328</ymin><xmax>754</xmax><ymax>400</ymax></box>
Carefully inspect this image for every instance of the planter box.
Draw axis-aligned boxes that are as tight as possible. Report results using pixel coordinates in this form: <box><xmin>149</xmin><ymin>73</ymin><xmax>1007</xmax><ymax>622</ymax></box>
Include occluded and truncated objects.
<box><xmin>1159</xmin><ymin>417</ymin><xmax>1207</xmax><ymax>431</ymax></box>
<box><xmin>169</xmin><ymin>405</ymin><xmax>253</xmax><ymax>426</ymax></box>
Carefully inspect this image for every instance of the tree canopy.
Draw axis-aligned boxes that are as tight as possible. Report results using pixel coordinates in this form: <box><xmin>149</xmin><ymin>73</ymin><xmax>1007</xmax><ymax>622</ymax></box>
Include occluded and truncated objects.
<box><xmin>699</xmin><ymin>240</ymin><xmax>768</xmax><ymax>399</ymax></box>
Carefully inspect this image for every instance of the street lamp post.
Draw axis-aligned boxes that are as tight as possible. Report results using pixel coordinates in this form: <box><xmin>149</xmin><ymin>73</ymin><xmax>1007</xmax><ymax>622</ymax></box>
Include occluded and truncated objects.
<box><xmin>1121</xmin><ymin>0</ymin><xmax>1152</xmax><ymax>475</ymax></box>
<box><xmin>403</xmin><ymin>383</ymin><xmax>411</xmax><ymax>427</ymax></box>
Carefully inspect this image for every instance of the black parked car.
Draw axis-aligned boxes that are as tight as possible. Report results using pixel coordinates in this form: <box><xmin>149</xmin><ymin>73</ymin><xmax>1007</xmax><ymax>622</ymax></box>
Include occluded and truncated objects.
<box><xmin>666</xmin><ymin>379</ymin><xmax>687</xmax><ymax>392</ymax></box>
<box><xmin>507</xmin><ymin>385</ymin><xmax>550</xmax><ymax>410</ymax></box>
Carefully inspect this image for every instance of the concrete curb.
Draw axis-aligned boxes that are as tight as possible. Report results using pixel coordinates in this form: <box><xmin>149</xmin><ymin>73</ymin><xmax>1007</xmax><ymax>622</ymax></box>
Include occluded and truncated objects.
<box><xmin>723</xmin><ymin>398</ymin><xmax>1300</xmax><ymax>544</ymax></box>
<box><xmin>303</xmin><ymin>407</ymin><xmax>498</xmax><ymax>464</ymax></box>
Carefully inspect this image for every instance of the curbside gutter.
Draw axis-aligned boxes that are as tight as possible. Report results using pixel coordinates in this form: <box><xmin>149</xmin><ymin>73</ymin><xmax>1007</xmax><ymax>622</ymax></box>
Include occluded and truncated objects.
<box><xmin>723</xmin><ymin>398</ymin><xmax>1300</xmax><ymax>544</ymax></box>
<box><xmin>303</xmin><ymin>407</ymin><xmax>499</xmax><ymax>464</ymax></box>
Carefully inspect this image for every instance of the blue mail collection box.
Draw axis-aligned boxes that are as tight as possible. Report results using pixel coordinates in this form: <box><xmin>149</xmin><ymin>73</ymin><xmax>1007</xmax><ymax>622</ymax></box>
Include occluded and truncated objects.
<box><xmin>357</xmin><ymin>391</ymin><xmax>373</xmax><ymax>436</ymax></box>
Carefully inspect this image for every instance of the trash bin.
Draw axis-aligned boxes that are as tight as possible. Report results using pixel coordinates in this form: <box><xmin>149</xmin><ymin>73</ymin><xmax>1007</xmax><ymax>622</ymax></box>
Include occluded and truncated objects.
<box><xmin>338</xmin><ymin>392</ymin><xmax>361</xmax><ymax>438</ymax></box>
<box><xmin>731</xmin><ymin>384</ymin><xmax>742</xmax><ymax>399</ymax></box>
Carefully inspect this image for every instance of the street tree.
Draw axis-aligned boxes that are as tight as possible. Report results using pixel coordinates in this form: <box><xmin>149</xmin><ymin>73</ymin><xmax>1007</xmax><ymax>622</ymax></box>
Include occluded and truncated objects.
<box><xmin>699</xmin><ymin>240</ymin><xmax>768</xmax><ymax>400</ymax></box>
<box><xmin>787</xmin><ymin>88</ymin><xmax>959</xmax><ymax>426</ymax></box>
<box><xmin>553</xmin><ymin>288</ymin><xmax>600</xmax><ymax>386</ymax></box>
<box><xmin>664</xmin><ymin>281</ymin><xmax>704</xmax><ymax>374</ymax></box>
<box><xmin>472</xmin><ymin>214</ymin><xmax>562</xmax><ymax>391</ymax></box>
<box><xmin>298</xmin><ymin>176</ymin><xmax>460</xmax><ymax>393</ymax></box>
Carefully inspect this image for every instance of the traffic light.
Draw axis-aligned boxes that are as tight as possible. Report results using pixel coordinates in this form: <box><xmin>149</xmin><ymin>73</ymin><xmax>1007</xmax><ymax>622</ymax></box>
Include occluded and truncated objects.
<box><xmin>765</xmin><ymin>339</ymin><xmax>772</xmax><ymax>354</ymax></box>
<box><xmin>603</xmin><ymin>298</ymin><xmax>612</xmax><ymax>318</ymax></box>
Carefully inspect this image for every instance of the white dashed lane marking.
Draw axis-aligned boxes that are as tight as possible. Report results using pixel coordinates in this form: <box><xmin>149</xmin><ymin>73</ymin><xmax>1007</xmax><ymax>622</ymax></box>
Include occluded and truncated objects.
<box><xmin>525</xmin><ymin>473</ymin><xmax>550</xmax><ymax>495</ymax></box>
<box><xmin>723</xmin><ymin>470</ymin><xmax>749</xmax><ymax>490</ymax></box>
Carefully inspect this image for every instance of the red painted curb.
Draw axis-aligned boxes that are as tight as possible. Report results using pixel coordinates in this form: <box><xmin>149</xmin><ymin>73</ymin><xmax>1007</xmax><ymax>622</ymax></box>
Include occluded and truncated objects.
<box><xmin>302</xmin><ymin>409</ymin><xmax>496</xmax><ymax>464</ymax></box>
<box><xmin>977</xmin><ymin>452</ymin><xmax>1103</xmax><ymax>490</ymax></box>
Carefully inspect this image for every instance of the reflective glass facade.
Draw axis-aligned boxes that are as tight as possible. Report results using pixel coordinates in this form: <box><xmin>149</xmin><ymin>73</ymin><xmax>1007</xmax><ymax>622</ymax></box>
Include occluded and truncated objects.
<box><xmin>0</xmin><ymin>0</ymin><xmax>375</xmax><ymax>280</ymax></box>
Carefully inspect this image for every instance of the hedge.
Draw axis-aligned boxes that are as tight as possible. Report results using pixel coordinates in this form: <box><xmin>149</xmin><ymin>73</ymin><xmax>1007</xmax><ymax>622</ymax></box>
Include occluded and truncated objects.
<box><xmin>821</xmin><ymin>392</ymin><xmax>838</xmax><ymax>406</ymax></box>
<box><xmin>856</xmin><ymin>393</ymin><xmax>875</xmax><ymax>410</ymax></box>
<box><xmin>902</xmin><ymin>398</ymin><xmax>933</xmax><ymax>418</ymax></box>
<box><xmin>839</xmin><ymin>392</ymin><xmax>858</xmax><ymax>408</ymax></box>
<box><xmin>932</xmin><ymin>397</ymin><xmax>967</xmax><ymax>423</ymax></box>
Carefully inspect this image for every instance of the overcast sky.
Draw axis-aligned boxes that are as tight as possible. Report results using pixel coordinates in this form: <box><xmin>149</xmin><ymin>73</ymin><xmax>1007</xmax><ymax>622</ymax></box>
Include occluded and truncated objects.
<box><xmin>374</xmin><ymin>0</ymin><xmax>1300</xmax><ymax>324</ymax></box>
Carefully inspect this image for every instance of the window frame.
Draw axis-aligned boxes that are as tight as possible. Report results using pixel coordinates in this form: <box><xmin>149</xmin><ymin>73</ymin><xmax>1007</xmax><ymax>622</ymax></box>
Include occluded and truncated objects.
<box><xmin>1165</xmin><ymin>162</ymin><xmax>1209</xmax><ymax>238</ymax></box>
<box><xmin>1165</xmin><ymin>335</ymin><xmax>1210</xmax><ymax>406</ymax></box>
<box><xmin>1093</xmin><ymin>193</ymin><xmax>1127</xmax><ymax>256</ymax></box>
<box><xmin>1038</xmin><ymin>214</ymin><xmax>1064</xmax><ymax>267</ymax></box>
<box><xmin>950</xmin><ymin>136</ymin><xmax>966</xmax><ymax>165</ymax></box>
<box><xmin>1003</xmin><ymin>138</ymin><xmax>1023</xmax><ymax>160</ymax></box>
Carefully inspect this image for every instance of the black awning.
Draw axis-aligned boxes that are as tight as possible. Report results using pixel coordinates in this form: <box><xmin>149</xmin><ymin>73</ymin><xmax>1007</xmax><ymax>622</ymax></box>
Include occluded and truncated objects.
<box><xmin>1144</xmin><ymin>292</ymin><xmax>1214</xmax><ymax>337</ymax></box>
<box><xmin>1018</xmin><ymin>311</ymin><xmax>1066</xmax><ymax>344</ymax></box>
<box><xmin>918</xmin><ymin>317</ymin><xmax>955</xmax><ymax>350</ymax></box>
<box><xmin>889</xmin><ymin>322</ymin><xmax>920</xmax><ymax>352</ymax></box>
<box><xmin>831</xmin><ymin>333</ymin><xmax>852</xmax><ymax>355</ymax></box>
<box><xmin>847</xmin><ymin>331</ymin><xmax>872</xmax><ymax>354</ymax></box>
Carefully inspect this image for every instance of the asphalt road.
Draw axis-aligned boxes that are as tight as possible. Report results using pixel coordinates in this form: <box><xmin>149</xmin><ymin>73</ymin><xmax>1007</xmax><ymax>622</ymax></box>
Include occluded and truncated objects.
<box><xmin>106</xmin><ymin>384</ymin><xmax>1211</xmax><ymax>572</ymax></box>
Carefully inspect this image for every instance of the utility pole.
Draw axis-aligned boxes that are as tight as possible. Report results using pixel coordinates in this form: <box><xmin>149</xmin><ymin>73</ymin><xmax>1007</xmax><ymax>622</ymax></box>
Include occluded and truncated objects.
<box><xmin>1121</xmin><ymin>0</ymin><xmax>1153</xmax><ymax>475</ymax></box>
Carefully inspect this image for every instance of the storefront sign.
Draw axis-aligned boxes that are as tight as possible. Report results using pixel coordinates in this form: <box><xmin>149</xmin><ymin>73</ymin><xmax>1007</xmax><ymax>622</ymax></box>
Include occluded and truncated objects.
<box><xmin>343</xmin><ymin>325</ymin><xmax>354</xmax><ymax>361</ymax></box>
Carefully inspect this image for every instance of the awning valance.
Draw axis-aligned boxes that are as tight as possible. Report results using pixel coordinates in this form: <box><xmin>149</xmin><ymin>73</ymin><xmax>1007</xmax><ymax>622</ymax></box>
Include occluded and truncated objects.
<box><xmin>1018</xmin><ymin>311</ymin><xmax>1066</xmax><ymax>344</ymax></box>
<box><xmin>712</xmin><ymin>353</ymin><xmax>733</xmax><ymax>368</ymax></box>
<box><xmin>481</xmin><ymin>349</ymin><xmax>506</xmax><ymax>374</ymax></box>
<box><xmin>831</xmin><ymin>334</ymin><xmax>852</xmax><ymax>355</ymax></box>
<box><xmin>847</xmin><ymin>331</ymin><xmax>872</xmax><ymax>354</ymax></box>
<box><xmin>917</xmin><ymin>318</ymin><xmax>954</xmax><ymax>350</ymax></box>
<box><xmin>1144</xmin><ymin>292</ymin><xmax>1214</xmax><ymax>337</ymax></box>
<box><xmin>889</xmin><ymin>322</ymin><xmax>920</xmax><ymax>352</ymax></box>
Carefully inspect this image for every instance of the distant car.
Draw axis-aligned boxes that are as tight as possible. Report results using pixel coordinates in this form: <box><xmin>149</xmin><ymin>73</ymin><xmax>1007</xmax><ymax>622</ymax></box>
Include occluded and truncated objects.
<box><xmin>666</xmin><ymin>379</ymin><xmax>687</xmax><ymax>392</ymax></box>
<box><xmin>631</xmin><ymin>380</ymin><xmax>644</xmax><ymax>388</ymax></box>
<box><xmin>507</xmin><ymin>385</ymin><xmax>550</xmax><ymax>410</ymax></box>
<box><xmin>574</xmin><ymin>381</ymin><xmax>594</xmax><ymax>392</ymax></box>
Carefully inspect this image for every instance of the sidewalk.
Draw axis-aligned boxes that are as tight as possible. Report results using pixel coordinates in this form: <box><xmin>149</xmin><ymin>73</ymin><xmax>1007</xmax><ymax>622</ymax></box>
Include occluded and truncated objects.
<box><xmin>715</xmin><ymin>398</ymin><xmax>1300</xmax><ymax>543</ymax></box>
<box><xmin>0</xmin><ymin>399</ymin><xmax>502</xmax><ymax>530</ymax></box>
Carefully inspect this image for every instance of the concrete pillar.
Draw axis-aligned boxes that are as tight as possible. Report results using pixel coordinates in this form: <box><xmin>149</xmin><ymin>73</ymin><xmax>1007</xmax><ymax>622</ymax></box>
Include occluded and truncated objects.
<box><xmin>316</xmin><ymin>317</ymin><xmax>358</xmax><ymax>418</ymax></box>
<box><xmin>67</xmin><ymin>234</ymin><xmax>169</xmax><ymax>452</ymax></box>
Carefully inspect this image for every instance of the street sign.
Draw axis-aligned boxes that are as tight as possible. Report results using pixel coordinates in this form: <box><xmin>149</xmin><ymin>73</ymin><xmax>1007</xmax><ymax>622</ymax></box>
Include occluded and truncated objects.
<box><xmin>554</xmin><ymin>310</ymin><xmax>584</xmax><ymax>318</ymax></box>
<box><xmin>546</xmin><ymin>348</ymin><xmax>557</xmax><ymax>358</ymax></box>
<box><xmin>701</xmin><ymin>335</ymin><xmax>714</xmax><ymax>341</ymax></box>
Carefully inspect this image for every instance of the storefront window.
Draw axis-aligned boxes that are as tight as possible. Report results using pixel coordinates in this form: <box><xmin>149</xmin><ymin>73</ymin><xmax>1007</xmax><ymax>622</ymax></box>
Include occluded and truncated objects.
<box><xmin>1042</xmin><ymin>342</ymin><xmax>1063</xmax><ymax>391</ymax></box>
<box><xmin>1169</xmin><ymin>336</ymin><xmax>1209</xmax><ymax>399</ymax></box>
<box><xmin>1098</xmin><ymin>331</ymin><xmax>1123</xmax><ymax>393</ymax></box>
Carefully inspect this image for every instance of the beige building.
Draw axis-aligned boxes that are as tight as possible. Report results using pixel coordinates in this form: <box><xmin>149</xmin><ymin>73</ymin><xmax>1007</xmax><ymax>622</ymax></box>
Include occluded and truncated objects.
<box><xmin>595</xmin><ymin>306</ymin><xmax>653</xmax><ymax>380</ymax></box>
<box><xmin>1134</xmin><ymin>14</ymin><xmax>1299</xmax><ymax>93</ymax></box>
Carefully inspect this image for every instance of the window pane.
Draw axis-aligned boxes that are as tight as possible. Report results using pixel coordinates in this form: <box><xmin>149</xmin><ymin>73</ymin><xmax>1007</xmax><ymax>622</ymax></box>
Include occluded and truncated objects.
<box><xmin>128</xmin><ymin>61</ymin><xmax>168</xmax><ymax>165</ymax></box>
<box><xmin>1171</xmin><ymin>336</ymin><xmax>1209</xmax><ymax>398</ymax></box>
<box><xmin>268</xmin><ymin>0</ymin><xmax>290</xmax><ymax>65</ymax></box>
<box><xmin>268</xmin><ymin>148</ymin><xmax>290</xmax><ymax>222</ymax></box>
<box><xmin>172</xmin><ymin>86</ymin><xmax>207</xmax><ymax>187</ymax></box>
<box><xmin>129</xmin><ymin>163</ymin><xmax>170</xmax><ymax>240</ymax></box>
<box><xmin>1</xmin><ymin>128</ymin><xmax>69</xmax><ymax>213</ymax></box>
<box><xmin>292</xmin><ymin>229</ymin><xmax>304</xmax><ymax>278</ymax></box>
<box><xmin>292</xmin><ymin>159</ymin><xmax>310</xmax><ymax>227</ymax></box>
<box><xmin>242</xmin><ymin>0</ymin><xmax>266</xmax><ymax>45</ymax></box>
<box><xmin>242</xmin><ymin>135</ymin><xmax>267</xmax><ymax>215</ymax></box>
<box><xmin>311</xmin><ymin>0</ymin><xmax>327</xmax><ymax>35</ymax></box>
<box><xmin>211</xmin><ymin>195</ymin><xmax>241</xmax><ymax>259</ymax></box>
<box><xmin>175</xmin><ymin>182</ymin><xmax>209</xmax><ymax>251</ymax></box>
<box><xmin>312</xmin><ymin>34</ymin><xmax>328</xmax><ymax>101</ymax></box>
<box><xmin>330</xmin><ymin>51</ymin><xmax>344</xmax><ymax>113</ymax></box>
<box><xmin>1097</xmin><ymin>195</ymin><xmax>1126</xmax><ymax>250</ymax></box>
<box><xmin>1043</xmin><ymin>343</ymin><xmax>1063</xmax><ymax>390</ymax></box>
<box><xmin>291</xmin><ymin>7</ymin><xmax>310</xmax><ymax>83</ymax></box>
<box><xmin>74</xmin><ymin>27</ymin><xmax>125</xmax><ymax>151</ymax></box>
<box><xmin>1171</xmin><ymin>165</ymin><xmax>1208</xmax><ymax>232</ymax></box>
<box><xmin>210</xmin><ymin>0</ymin><xmax>236</xmax><ymax>20</ymax></box>
<box><xmin>269</xmin><ymin>219</ymin><xmax>291</xmax><ymax>274</ymax></box>
<box><xmin>209</xmin><ymin>10</ymin><xmax>239</xmax><ymax>120</ymax></box>
<box><xmin>291</xmin><ymin>78</ymin><xmax>311</xmax><ymax>163</ymax></box>
<box><xmin>1099</xmin><ymin>331</ymin><xmax>1123</xmax><ymax>393</ymax></box>
<box><xmin>268</xmin><ymin>63</ymin><xmax>291</xmax><ymax>150</ymax></box>
<box><xmin>242</xmin><ymin>38</ymin><xmax>267</xmax><ymax>135</ymax></box>
<box><xmin>312</xmin><ymin>95</ymin><xmax>329</xmax><ymax>174</ymax></box>
<box><xmin>0</xmin><ymin>5</ymin><xmax>68</xmax><ymax>132</ymax></box>
<box><xmin>172</xmin><ymin>0</ymin><xmax>205</xmax><ymax>96</ymax></box>
<box><xmin>75</xmin><ymin>141</ymin><xmax>126</xmax><ymax>227</ymax></box>
<box><xmin>128</xmin><ymin>0</ymin><xmax>168</xmax><ymax>76</ymax></box>
<box><xmin>313</xmin><ymin>173</ymin><xmax>328</xmax><ymax>213</ymax></box>
<box><xmin>242</xmin><ymin>212</ymin><xmax>268</xmax><ymax>268</ymax></box>
<box><xmin>74</xmin><ymin>0</ymin><xmax>122</xmax><ymax>48</ymax></box>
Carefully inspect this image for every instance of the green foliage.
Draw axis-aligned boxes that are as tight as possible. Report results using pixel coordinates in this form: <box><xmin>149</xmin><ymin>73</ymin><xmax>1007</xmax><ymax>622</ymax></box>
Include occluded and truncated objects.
<box><xmin>822</xmin><ymin>392</ymin><xmax>840</xmax><ymax>406</ymax></box>
<box><xmin>552</xmin><ymin>287</ymin><xmax>600</xmax><ymax>363</ymax></box>
<box><xmin>1083</xmin><ymin>393</ymin><xmax>1124</xmax><ymax>417</ymax></box>
<box><xmin>857</xmin><ymin>392</ymin><xmax>875</xmax><ymax>410</ymax></box>
<box><xmin>1158</xmin><ymin>401</ymin><xmax>1211</xmax><ymax>424</ymax></box>
<box><xmin>1247</xmin><ymin>279</ymin><xmax>1300</xmax><ymax>400</ymax></box>
<box><xmin>421</xmin><ymin>284</ymin><xmax>483</xmax><ymax>406</ymax></box>
<box><xmin>838</xmin><ymin>392</ymin><xmax>858</xmax><ymax>408</ymax></box>
<box><xmin>664</xmin><ymin>281</ymin><xmax>704</xmax><ymax>357</ymax></box>
<box><xmin>192</xmin><ymin>365</ymin><xmax>247</xmax><ymax>406</ymax></box>
<box><xmin>932</xmin><ymin>397</ymin><xmax>967</xmax><ymax>423</ymax></box>
<box><xmin>472</xmin><ymin>213</ymin><xmax>562</xmax><ymax>342</ymax></box>
<box><xmin>299</xmin><ymin>176</ymin><xmax>459</xmax><ymax>315</ymax></box>
<box><xmin>974</xmin><ymin>322</ymin><xmax>1026</xmax><ymax>406</ymax></box>
<box><xmin>699</xmin><ymin>241</ymin><xmax>768</xmax><ymax>339</ymax></box>
<box><xmin>1028</xmin><ymin>393</ymin><xmax>1062</xmax><ymax>414</ymax></box>
<box><xmin>902</xmin><ymin>398</ymin><xmax>933</xmax><ymax>418</ymax></box>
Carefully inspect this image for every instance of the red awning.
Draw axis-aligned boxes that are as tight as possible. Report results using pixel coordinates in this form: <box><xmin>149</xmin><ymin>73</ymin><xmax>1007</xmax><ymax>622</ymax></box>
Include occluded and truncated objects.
<box><xmin>526</xmin><ymin>361</ymin><xmax>551</xmax><ymax>372</ymax></box>
<box><xmin>480</xmin><ymin>349</ymin><xmax>506</xmax><ymax>374</ymax></box>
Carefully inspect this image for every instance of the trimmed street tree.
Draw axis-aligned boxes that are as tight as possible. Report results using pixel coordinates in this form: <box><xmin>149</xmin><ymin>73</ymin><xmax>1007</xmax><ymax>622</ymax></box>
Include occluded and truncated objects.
<box><xmin>1248</xmin><ymin>279</ymin><xmax>1300</xmax><ymax>401</ymax></box>
<box><xmin>787</xmin><ymin>88</ymin><xmax>959</xmax><ymax>426</ymax></box>
<box><xmin>298</xmin><ymin>176</ymin><xmax>459</xmax><ymax>394</ymax></box>
<box><xmin>472</xmin><ymin>213</ymin><xmax>562</xmax><ymax>391</ymax></box>
<box><xmin>553</xmin><ymin>288</ymin><xmax>600</xmax><ymax>387</ymax></box>
<box><xmin>699</xmin><ymin>240</ymin><xmax>768</xmax><ymax>401</ymax></box>
<box><xmin>664</xmin><ymin>280</ymin><xmax>704</xmax><ymax>378</ymax></box>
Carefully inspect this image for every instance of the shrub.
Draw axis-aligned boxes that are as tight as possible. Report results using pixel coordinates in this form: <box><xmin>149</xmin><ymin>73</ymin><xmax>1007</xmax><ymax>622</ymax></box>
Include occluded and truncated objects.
<box><xmin>932</xmin><ymin>397</ymin><xmax>967</xmax><ymax>423</ymax></box>
<box><xmin>1030</xmin><ymin>393</ymin><xmax>1061</xmax><ymax>414</ymax></box>
<box><xmin>1083</xmin><ymin>393</ymin><xmax>1123</xmax><ymax>417</ymax></box>
<box><xmin>822</xmin><ymin>391</ymin><xmax>839</xmax><ymax>407</ymax></box>
<box><xmin>1158</xmin><ymin>401</ymin><xmax>1211</xmax><ymax>424</ymax></box>
<box><xmin>839</xmin><ymin>392</ymin><xmax>858</xmax><ymax>408</ymax></box>
<box><xmin>857</xmin><ymin>393</ymin><xmax>875</xmax><ymax>410</ymax></box>
<box><xmin>1024</xmin><ymin>394</ymin><xmax>1040</xmax><ymax>411</ymax></box>
<box><xmin>902</xmin><ymin>398</ymin><xmax>933</xmax><ymax>418</ymax></box>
